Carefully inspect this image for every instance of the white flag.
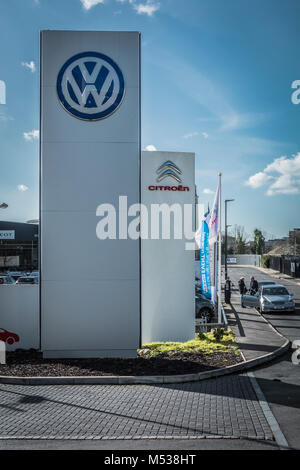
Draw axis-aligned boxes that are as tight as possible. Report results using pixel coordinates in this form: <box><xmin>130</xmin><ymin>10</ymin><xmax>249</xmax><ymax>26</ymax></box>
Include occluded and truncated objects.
<box><xmin>195</xmin><ymin>226</ymin><xmax>201</xmax><ymax>249</ymax></box>
<box><xmin>208</xmin><ymin>181</ymin><xmax>220</xmax><ymax>246</ymax></box>
<box><xmin>195</xmin><ymin>207</ymin><xmax>210</xmax><ymax>249</ymax></box>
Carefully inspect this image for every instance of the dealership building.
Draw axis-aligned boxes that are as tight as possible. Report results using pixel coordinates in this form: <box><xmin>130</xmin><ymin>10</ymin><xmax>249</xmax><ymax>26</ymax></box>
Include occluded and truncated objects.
<box><xmin>0</xmin><ymin>221</ymin><xmax>38</xmax><ymax>271</ymax></box>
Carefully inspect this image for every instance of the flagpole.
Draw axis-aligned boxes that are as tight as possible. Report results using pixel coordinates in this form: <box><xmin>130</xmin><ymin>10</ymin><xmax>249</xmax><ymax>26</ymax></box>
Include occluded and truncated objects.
<box><xmin>218</xmin><ymin>172</ymin><xmax>222</xmax><ymax>323</ymax></box>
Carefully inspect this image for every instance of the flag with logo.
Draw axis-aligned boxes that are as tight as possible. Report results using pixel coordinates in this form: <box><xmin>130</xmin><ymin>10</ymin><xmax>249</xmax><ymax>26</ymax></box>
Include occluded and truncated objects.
<box><xmin>195</xmin><ymin>207</ymin><xmax>211</xmax><ymax>299</ymax></box>
<box><xmin>208</xmin><ymin>181</ymin><xmax>220</xmax><ymax>246</ymax></box>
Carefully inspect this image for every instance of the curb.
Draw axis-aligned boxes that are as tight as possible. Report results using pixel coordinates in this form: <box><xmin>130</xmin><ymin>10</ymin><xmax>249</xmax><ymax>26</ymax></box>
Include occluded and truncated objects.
<box><xmin>0</xmin><ymin>333</ymin><xmax>290</xmax><ymax>386</ymax></box>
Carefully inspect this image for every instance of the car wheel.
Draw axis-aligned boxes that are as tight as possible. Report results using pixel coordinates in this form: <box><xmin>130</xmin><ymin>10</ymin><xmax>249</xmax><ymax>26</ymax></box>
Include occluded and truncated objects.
<box><xmin>6</xmin><ymin>337</ymin><xmax>15</xmax><ymax>345</ymax></box>
<box><xmin>197</xmin><ymin>308</ymin><xmax>212</xmax><ymax>322</ymax></box>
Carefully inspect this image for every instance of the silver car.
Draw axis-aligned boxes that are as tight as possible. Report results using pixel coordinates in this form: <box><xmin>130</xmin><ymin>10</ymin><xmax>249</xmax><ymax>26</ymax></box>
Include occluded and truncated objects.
<box><xmin>243</xmin><ymin>284</ymin><xmax>295</xmax><ymax>313</ymax></box>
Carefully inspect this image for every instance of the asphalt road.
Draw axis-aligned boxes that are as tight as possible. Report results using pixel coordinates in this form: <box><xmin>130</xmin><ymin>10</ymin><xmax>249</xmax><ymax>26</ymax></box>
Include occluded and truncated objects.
<box><xmin>228</xmin><ymin>265</ymin><xmax>300</xmax><ymax>450</ymax></box>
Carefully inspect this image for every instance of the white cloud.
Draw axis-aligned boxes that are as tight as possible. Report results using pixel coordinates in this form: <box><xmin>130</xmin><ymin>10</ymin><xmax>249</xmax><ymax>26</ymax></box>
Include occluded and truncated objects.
<box><xmin>245</xmin><ymin>152</ymin><xmax>300</xmax><ymax>196</ymax></box>
<box><xmin>183</xmin><ymin>131</ymin><xmax>198</xmax><ymax>139</ymax></box>
<box><xmin>80</xmin><ymin>0</ymin><xmax>105</xmax><ymax>10</ymax></box>
<box><xmin>0</xmin><ymin>80</ymin><xmax>6</xmax><ymax>105</ymax></box>
<box><xmin>18</xmin><ymin>184</ymin><xmax>29</xmax><ymax>192</ymax></box>
<box><xmin>203</xmin><ymin>188</ymin><xmax>214</xmax><ymax>195</ymax></box>
<box><xmin>153</xmin><ymin>54</ymin><xmax>269</xmax><ymax>133</ymax></box>
<box><xmin>81</xmin><ymin>0</ymin><xmax>160</xmax><ymax>16</ymax></box>
<box><xmin>144</xmin><ymin>144</ymin><xmax>157</xmax><ymax>151</ymax></box>
<box><xmin>202</xmin><ymin>132</ymin><xmax>209</xmax><ymax>139</ymax></box>
<box><xmin>21</xmin><ymin>61</ymin><xmax>36</xmax><ymax>73</ymax></box>
<box><xmin>134</xmin><ymin>2</ymin><xmax>160</xmax><ymax>16</ymax></box>
<box><xmin>23</xmin><ymin>129</ymin><xmax>39</xmax><ymax>141</ymax></box>
<box><xmin>245</xmin><ymin>171</ymin><xmax>273</xmax><ymax>189</ymax></box>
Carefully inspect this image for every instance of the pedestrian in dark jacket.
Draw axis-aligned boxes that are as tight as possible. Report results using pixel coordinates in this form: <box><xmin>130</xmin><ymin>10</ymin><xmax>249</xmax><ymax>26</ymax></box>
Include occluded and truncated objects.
<box><xmin>238</xmin><ymin>277</ymin><xmax>247</xmax><ymax>294</ymax></box>
<box><xmin>225</xmin><ymin>277</ymin><xmax>232</xmax><ymax>304</ymax></box>
<box><xmin>250</xmin><ymin>276</ymin><xmax>258</xmax><ymax>295</ymax></box>
<box><xmin>239</xmin><ymin>277</ymin><xmax>247</xmax><ymax>307</ymax></box>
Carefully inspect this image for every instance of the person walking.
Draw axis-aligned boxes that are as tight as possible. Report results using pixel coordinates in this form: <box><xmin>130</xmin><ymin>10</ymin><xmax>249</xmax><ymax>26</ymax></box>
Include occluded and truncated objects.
<box><xmin>238</xmin><ymin>277</ymin><xmax>247</xmax><ymax>307</ymax></box>
<box><xmin>224</xmin><ymin>277</ymin><xmax>232</xmax><ymax>304</ymax></box>
<box><xmin>250</xmin><ymin>276</ymin><xmax>258</xmax><ymax>295</ymax></box>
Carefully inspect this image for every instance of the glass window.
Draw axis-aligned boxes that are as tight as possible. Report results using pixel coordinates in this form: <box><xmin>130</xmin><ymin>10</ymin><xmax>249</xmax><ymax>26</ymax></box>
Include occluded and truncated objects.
<box><xmin>263</xmin><ymin>287</ymin><xmax>289</xmax><ymax>296</ymax></box>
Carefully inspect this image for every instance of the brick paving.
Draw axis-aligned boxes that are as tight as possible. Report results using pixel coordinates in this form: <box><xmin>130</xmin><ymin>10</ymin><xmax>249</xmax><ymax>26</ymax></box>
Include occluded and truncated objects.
<box><xmin>0</xmin><ymin>374</ymin><xmax>274</xmax><ymax>440</ymax></box>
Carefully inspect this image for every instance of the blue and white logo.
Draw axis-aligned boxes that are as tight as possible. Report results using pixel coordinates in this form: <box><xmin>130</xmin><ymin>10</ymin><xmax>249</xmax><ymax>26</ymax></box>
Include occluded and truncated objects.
<box><xmin>57</xmin><ymin>51</ymin><xmax>125</xmax><ymax>121</ymax></box>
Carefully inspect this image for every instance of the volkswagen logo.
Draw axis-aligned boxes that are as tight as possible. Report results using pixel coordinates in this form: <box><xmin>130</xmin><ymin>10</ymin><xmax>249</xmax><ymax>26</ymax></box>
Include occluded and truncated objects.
<box><xmin>56</xmin><ymin>51</ymin><xmax>125</xmax><ymax>121</ymax></box>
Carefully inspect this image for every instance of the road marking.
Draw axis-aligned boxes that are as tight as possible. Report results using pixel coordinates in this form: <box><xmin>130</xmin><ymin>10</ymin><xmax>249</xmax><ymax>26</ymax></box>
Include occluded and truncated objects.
<box><xmin>248</xmin><ymin>372</ymin><xmax>289</xmax><ymax>450</ymax></box>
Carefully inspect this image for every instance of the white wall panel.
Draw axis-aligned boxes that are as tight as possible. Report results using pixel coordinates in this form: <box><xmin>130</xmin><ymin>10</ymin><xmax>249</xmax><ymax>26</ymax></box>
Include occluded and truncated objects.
<box><xmin>0</xmin><ymin>286</ymin><xmax>39</xmax><ymax>350</ymax></box>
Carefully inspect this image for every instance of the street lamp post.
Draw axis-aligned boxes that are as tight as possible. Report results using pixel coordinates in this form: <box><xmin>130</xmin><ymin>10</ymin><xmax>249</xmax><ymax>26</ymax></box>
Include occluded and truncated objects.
<box><xmin>0</xmin><ymin>203</ymin><xmax>8</xmax><ymax>266</ymax></box>
<box><xmin>225</xmin><ymin>199</ymin><xmax>234</xmax><ymax>280</ymax></box>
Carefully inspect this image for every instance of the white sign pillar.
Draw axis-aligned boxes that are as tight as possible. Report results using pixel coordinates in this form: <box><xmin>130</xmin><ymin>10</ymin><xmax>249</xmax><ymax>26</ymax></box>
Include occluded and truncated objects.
<box><xmin>141</xmin><ymin>151</ymin><xmax>195</xmax><ymax>344</ymax></box>
<box><xmin>40</xmin><ymin>31</ymin><xmax>141</xmax><ymax>358</ymax></box>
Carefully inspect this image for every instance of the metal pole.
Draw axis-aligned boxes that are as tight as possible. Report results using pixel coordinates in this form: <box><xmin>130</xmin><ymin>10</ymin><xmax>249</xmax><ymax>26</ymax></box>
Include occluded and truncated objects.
<box><xmin>225</xmin><ymin>201</ymin><xmax>228</xmax><ymax>279</ymax></box>
<box><xmin>218</xmin><ymin>173</ymin><xmax>222</xmax><ymax>324</ymax></box>
<box><xmin>224</xmin><ymin>199</ymin><xmax>234</xmax><ymax>279</ymax></box>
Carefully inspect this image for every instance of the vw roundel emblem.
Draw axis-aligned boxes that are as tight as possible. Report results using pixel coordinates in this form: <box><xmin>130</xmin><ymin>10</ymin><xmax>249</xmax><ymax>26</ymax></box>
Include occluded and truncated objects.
<box><xmin>56</xmin><ymin>51</ymin><xmax>125</xmax><ymax>121</ymax></box>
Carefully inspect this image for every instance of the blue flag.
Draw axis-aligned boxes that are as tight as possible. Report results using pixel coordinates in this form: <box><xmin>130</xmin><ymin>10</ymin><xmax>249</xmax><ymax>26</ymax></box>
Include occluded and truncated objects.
<box><xmin>200</xmin><ymin>218</ymin><xmax>211</xmax><ymax>299</ymax></box>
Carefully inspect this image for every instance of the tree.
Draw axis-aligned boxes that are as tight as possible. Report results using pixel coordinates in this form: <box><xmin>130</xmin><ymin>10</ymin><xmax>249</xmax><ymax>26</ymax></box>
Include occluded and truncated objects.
<box><xmin>236</xmin><ymin>230</ymin><xmax>246</xmax><ymax>254</ymax></box>
<box><xmin>227</xmin><ymin>225</ymin><xmax>249</xmax><ymax>254</ymax></box>
<box><xmin>254</xmin><ymin>228</ymin><xmax>265</xmax><ymax>255</ymax></box>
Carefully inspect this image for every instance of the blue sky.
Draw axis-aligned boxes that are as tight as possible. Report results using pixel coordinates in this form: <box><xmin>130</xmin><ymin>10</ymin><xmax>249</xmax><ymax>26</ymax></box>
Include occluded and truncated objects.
<box><xmin>0</xmin><ymin>0</ymin><xmax>299</xmax><ymax>239</ymax></box>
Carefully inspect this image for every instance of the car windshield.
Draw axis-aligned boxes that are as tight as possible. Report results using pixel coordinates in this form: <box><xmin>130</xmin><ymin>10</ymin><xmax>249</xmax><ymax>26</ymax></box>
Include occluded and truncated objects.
<box><xmin>263</xmin><ymin>287</ymin><xmax>289</xmax><ymax>296</ymax></box>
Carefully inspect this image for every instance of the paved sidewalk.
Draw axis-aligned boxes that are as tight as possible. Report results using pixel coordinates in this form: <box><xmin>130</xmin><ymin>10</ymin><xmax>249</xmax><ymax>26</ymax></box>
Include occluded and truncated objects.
<box><xmin>226</xmin><ymin>291</ymin><xmax>287</xmax><ymax>361</ymax></box>
<box><xmin>0</xmin><ymin>376</ymin><xmax>274</xmax><ymax>441</ymax></box>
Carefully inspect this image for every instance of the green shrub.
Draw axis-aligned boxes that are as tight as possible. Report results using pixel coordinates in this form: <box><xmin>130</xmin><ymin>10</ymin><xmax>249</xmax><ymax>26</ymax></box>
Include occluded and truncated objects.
<box><xmin>212</xmin><ymin>327</ymin><xmax>225</xmax><ymax>341</ymax></box>
<box><xmin>140</xmin><ymin>329</ymin><xmax>238</xmax><ymax>356</ymax></box>
<box><xmin>261</xmin><ymin>255</ymin><xmax>270</xmax><ymax>268</ymax></box>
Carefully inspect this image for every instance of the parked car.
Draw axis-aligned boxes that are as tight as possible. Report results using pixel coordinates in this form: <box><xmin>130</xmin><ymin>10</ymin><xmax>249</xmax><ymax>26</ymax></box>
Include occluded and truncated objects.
<box><xmin>16</xmin><ymin>276</ymin><xmax>38</xmax><ymax>285</ymax></box>
<box><xmin>0</xmin><ymin>275</ymin><xmax>15</xmax><ymax>285</ymax></box>
<box><xmin>195</xmin><ymin>285</ymin><xmax>202</xmax><ymax>296</ymax></box>
<box><xmin>7</xmin><ymin>271</ymin><xmax>23</xmax><ymax>281</ymax></box>
<box><xmin>30</xmin><ymin>271</ymin><xmax>39</xmax><ymax>277</ymax></box>
<box><xmin>242</xmin><ymin>284</ymin><xmax>295</xmax><ymax>313</ymax></box>
<box><xmin>257</xmin><ymin>280</ymin><xmax>276</xmax><ymax>289</ymax></box>
<box><xmin>0</xmin><ymin>328</ymin><xmax>19</xmax><ymax>345</ymax></box>
<box><xmin>195</xmin><ymin>294</ymin><xmax>214</xmax><ymax>321</ymax></box>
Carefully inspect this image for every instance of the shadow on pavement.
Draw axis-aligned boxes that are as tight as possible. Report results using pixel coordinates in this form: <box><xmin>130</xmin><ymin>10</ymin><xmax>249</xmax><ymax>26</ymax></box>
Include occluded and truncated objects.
<box><xmin>228</xmin><ymin>303</ymin><xmax>245</xmax><ymax>337</ymax></box>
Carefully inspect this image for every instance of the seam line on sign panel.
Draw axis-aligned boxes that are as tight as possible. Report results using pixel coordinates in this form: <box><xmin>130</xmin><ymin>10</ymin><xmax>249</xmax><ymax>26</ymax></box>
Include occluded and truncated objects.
<box><xmin>247</xmin><ymin>372</ymin><xmax>289</xmax><ymax>450</ymax></box>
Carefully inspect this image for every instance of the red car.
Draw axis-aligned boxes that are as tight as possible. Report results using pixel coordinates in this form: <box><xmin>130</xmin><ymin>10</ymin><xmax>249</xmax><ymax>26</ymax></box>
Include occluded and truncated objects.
<box><xmin>0</xmin><ymin>328</ymin><xmax>19</xmax><ymax>345</ymax></box>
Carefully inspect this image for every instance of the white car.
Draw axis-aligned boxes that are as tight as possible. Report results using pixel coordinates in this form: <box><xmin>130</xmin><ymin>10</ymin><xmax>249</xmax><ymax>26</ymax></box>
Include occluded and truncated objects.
<box><xmin>16</xmin><ymin>276</ymin><xmax>38</xmax><ymax>285</ymax></box>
